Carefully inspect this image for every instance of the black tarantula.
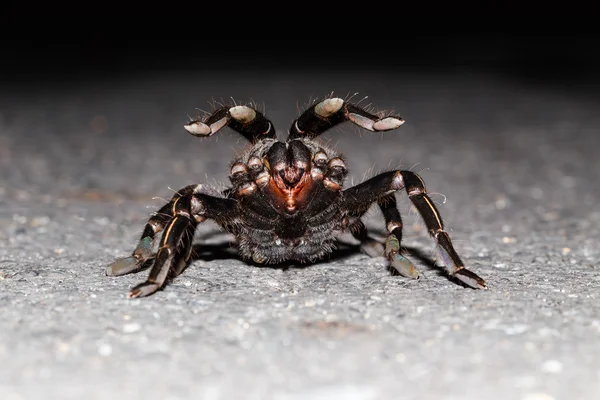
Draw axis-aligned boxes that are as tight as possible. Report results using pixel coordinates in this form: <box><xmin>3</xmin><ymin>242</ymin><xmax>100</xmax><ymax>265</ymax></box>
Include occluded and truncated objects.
<box><xmin>106</xmin><ymin>97</ymin><xmax>486</xmax><ymax>297</ymax></box>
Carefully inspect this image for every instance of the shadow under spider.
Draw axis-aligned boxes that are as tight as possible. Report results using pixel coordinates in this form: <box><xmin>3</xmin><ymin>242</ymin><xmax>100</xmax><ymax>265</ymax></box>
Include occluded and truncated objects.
<box><xmin>187</xmin><ymin>238</ymin><xmax>441</xmax><ymax>277</ymax></box>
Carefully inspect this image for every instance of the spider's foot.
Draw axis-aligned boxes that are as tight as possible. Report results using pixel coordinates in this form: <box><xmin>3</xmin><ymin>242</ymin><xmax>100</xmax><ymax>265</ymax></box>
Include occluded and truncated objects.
<box><xmin>436</xmin><ymin>242</ymin><xmax>486</xmax><ymax>289</ymax></box>
<box><xmin>452</xmin><ymin>268</ymin><xmax>487</xmax><ymax>289</ymax></box>
<box><xmin>360</xmin><ymin>238</ymin><xmax>385</xmax><ymax>258</ymax></box>
<box><xmin>385</xmin><ymin>234</ymin><xmax>420</xmax><ymax>279</ymax></box>
<box><xmin>128</xmin><ymin>281</ymin><xmax>161</xmax><ymax>298</ymax></box>
<box><xmin>389</xmin><ymin>253</ymin><xmax>420</xmax><ymax>279</ymax></box>
<box><xmin>106</xmin><ymin>256</ymin><xmax>141</xmax><ymax>276</ymax></box>
<box><xmin>106</xmin><ymin>237</ymin><xmax>153</xmax><ymax>276</ymax></box>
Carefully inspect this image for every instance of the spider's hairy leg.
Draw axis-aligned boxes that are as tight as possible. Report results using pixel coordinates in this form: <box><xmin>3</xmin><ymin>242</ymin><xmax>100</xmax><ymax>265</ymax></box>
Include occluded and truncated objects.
<box><xmin>185</xmin><ymin>103</ymin><xmax>276</xmax><ymax>143</ymax></box>
<box><xmin>106</xmin><ymin>184</ymin><xmax>199</xmax><ymax>276</ymax></box>
<box><xmin>350</xmin><ymin>220</ymin><xmax>385</xmax><ymax>258</ymax></box>
<box><xmin>127</xmin><ymin>193</ymin><xmax>198</xmax><ymax>298</ymax></box>
<box><xmin>343</xmin><ymin>171</ymin><xmax>486</xmax><ymax>289</ymax></box>
<box><xmin>288</xmin><ymin>97</ymin><xmax>404</xmax><ymax>140</ymax></box>
<box><xmin>379</xmin><ymin>194</ymin><xmax>420</xmax><ymax>279</ymax></box>
<box><xmin>126</xmin><ymin>190</ymin><xmax>237</xmax><ymax>298</ymax></box>
<box><xmin>349</xmin><ymin>196</ymin><xmax>419</xmax><ymax>278</ymax></box>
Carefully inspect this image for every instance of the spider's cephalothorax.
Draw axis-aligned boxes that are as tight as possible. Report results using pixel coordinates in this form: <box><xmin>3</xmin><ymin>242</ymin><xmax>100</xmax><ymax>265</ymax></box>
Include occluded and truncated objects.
<box><xmin>106</xmin><ymin>97</ymin><xmax>486</xmax><ymax>297</ymax></box>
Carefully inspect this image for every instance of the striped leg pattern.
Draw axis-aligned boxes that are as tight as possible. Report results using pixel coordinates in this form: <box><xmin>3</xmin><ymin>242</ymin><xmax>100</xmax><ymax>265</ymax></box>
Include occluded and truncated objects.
<box><xmin>343</xmin><ymin>170</ymin><xmax>486</xmax><ymax>289</ymax></box>
<box><xmin>106</xmin><ymin>184</ymin><xmax>237</xmax><ymax>298</ymax></box>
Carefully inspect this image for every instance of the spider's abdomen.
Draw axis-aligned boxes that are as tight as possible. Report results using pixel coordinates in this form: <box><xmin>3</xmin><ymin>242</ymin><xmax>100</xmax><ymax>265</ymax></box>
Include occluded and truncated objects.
<box><xmin>234</xmin><ymin>202</ymin><xmax>347</xmax><ymax>264</ymax></box>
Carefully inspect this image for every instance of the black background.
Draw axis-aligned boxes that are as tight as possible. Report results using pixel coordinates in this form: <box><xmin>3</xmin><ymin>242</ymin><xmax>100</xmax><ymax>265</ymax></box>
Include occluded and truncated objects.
<box><xmin>3</xmin><ymin>35</ymin><xmax>599</xmax><ymax>94</ymax></box>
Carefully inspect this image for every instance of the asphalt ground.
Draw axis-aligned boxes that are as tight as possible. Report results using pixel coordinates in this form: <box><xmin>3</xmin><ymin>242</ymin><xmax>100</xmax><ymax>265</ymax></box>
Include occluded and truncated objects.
<box><xmin>1</xmin><ymin>70</ymin><xmax>599</xmax><ymax>400</ymax></box>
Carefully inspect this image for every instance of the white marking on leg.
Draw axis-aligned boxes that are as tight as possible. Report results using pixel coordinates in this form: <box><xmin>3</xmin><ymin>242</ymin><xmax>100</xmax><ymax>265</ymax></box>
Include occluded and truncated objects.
<box><xmin>184</xmin><ymin>121</ymin><xmax>211</xmax><ymax>136</ymax></box>
<box><xmin>315</xmin><ymin>97</ymin><xmax>344</xmax><ymax>118</ymax></box>
<box><xmin>229</xmin><ymin>105</ymin><xmax>256</xmax><ymax>123</ymax></box>
<box><xmin>294</xmin><ymin>120</ymin><xmax>304</xmax><ymax>134</ymax></box>
<box><xmin>387</xmin><ymin>221</ymin><xmax>402</xmax><ymax>233</ymax></box>
<box><xmin>373</xmin><ymin>117</ymin><xmax>404</xmax><ymax>131</ymax></box>
<box><xmin>391</xmin><ymin>171</ymin><xmax>405</xmax><ymax>190</ymax></box>
<box><xmin>210</xmin><ymin>117</ymin><xmax>228</xmax><ymax>134</ymax></box>
<box><xmin>348</xmin><ymin>113</ymin><xmax>375</xmax><ymax>131</ymax></box>
<box><xmin>408</xmin><ymin>187</ymin><xmax>424</xmax><ymax>196</ymax></box>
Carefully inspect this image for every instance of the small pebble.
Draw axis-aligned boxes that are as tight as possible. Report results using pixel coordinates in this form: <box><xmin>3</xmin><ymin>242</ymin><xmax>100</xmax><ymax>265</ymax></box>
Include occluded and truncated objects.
<box><xmin>123</xmin><ymin>323</ymin><xmax>141</xmax><ymax>333</ymax></box>
<box><xmin>98</xmin><ymin>343</ymin><xmax>112</xmax><ymax>357</ymax></box>
<box><xmin>541</xmin><ymin>360</ymin><xmax>563</xmax><ymax>374</ymax></box>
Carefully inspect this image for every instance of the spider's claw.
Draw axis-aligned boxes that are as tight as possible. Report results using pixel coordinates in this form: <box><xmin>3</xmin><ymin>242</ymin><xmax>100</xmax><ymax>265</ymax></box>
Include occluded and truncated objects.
<box><xmin>185</xmin><ymin>121</ymin><xmax>212</xmax><ymax>136</ymax></box>
<box><xmin>106</xmin><ymin>256</ymin><xmax>141</xmax><ymax>276</ymax></box>
<box><xmin>128</xmin><ymin>281</ymin><xmax>161</xmax><ymax>298</ymax></box>
<box><xmin>452</xmin><ymin>268</ymin><xmax>487</xmax><ymax>289</ymax></box>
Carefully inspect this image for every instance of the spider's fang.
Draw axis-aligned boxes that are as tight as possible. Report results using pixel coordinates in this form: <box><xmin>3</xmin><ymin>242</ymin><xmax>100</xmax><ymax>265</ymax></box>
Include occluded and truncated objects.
<box><xmin>373</xmin><ymin>117</ymin><xmax>404</xmax><ymax>131</ymax></box>
<box><xmin>229</xmin><ymin>106</ymin><xmax>256</xmax><ymax>124</ymax></box>
<box><xmin>184</xmin><ymin>121</ymin><xmax>211</xmax><ymax>136</ymax></box>
<box><xmin>315</xmin><ymin>97</ymin><xmax>344</xmax><ymax>118</ymax></box>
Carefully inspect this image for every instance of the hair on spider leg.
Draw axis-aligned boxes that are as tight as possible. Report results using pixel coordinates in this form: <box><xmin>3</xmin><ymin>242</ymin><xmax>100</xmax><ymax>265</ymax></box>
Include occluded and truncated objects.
<box><xmin>344</xmin><ymin>92</ymin><xmax>361</xmax><ymax>104</ymax></box>
<box><xmin>427</xmin><ymin>192</ymin><xmax>448</xmax><ymax>205</ymax></box>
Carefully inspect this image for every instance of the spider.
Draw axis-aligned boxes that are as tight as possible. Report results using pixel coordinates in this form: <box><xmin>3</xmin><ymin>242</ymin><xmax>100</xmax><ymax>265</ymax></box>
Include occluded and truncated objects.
<box><xmin>106</xmin><ymin>97</ymin><xmax>487</xmax><ymax>298</ymax></box>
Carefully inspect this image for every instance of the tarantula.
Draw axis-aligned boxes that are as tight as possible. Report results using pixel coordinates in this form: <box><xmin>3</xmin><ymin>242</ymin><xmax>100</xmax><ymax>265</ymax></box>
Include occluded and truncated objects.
<box><xmin>106</xmin><ymin>97</ymin><xmax>486</xmax><ymax>297</ymax></box>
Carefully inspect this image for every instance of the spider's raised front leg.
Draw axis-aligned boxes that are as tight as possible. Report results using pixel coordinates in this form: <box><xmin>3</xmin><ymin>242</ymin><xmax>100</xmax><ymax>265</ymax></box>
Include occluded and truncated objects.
<box><xmin>289</xmin><ymin>96</ymin><xmax>404</xmax><ymax>140</ymax></box>
<box><xmin>185</xmin><ymin>103</ymin><xmax>276</xmax><ymax>143</ymax></box>
<box><xmin>106</xmin><ymin>184</ymin><xmax>237</xmax><ymax>298</ymax></box>
<box><xmin>343</xmin><ymin>170</ymin><xmax>486</xmax><ymax>289</ymax></box>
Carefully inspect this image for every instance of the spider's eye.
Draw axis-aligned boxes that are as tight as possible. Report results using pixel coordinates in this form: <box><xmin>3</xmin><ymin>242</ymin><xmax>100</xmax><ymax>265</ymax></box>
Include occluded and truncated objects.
<box><xmin>297</xmin><ymin>167</ymin><xmax>305</xmax><ymax>177</ymax></box>
<box><xmin>278</xmin><ymin>170</ymin><xmax>286</xmax><ymax>179</ymax></box>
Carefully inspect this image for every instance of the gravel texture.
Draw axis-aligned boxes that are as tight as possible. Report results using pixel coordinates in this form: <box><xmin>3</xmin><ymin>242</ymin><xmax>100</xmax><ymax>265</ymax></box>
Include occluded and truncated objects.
<box><xmin>1</xmin><ymin>70</ymin><xmax>599</xmax><ymax>400</ymax></box>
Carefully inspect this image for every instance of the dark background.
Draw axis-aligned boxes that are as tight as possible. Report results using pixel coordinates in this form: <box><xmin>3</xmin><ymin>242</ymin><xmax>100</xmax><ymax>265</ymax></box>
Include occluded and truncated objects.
<box><xmin>3</xmin><ymin>35</ymin><xmax>599</xmax><ymax>93</ymax></box>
